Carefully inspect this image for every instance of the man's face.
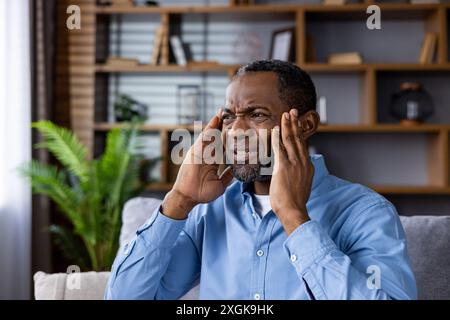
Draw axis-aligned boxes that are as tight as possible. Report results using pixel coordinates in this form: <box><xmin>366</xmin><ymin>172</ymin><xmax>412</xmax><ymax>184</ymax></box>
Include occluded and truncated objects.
<box><xmin>221</xmin><ymin>72</ymin><xmax>287</xmax><ymax>183</ymax></box>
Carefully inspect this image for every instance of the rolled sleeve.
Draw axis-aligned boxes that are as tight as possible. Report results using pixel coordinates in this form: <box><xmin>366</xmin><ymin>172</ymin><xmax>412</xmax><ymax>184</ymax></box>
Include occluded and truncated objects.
<box><xmin>283</xmin><ymin>220</ymin><xmax>337</xmax><ymax>274</ymax></box>
<box><xmin>135</xmin><ymin>209</ymin><xmax>187</xmax><ymax>249</ymax></box>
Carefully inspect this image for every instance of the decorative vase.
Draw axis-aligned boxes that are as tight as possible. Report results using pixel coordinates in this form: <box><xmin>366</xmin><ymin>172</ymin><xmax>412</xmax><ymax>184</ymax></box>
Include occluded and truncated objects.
<box><xmin>389</xmin><ymin>82</ymin><xmax>434</xmax><ymax>126</ymax></box>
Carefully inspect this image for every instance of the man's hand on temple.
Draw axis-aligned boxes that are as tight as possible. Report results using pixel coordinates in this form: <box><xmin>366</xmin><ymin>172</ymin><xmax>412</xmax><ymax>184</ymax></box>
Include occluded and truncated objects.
<box><xmin>161</xmin><ymin>109</ymin><xmax>234</xmax><ymax>220</ymax></box>
<box><xmin>270</xmin><ymin>108</ymin><xmax>314</xmax><ymax>235</ymax></box>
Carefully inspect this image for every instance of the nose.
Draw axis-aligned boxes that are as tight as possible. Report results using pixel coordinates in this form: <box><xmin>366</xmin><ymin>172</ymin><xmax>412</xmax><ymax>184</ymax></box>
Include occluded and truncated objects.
<box><xmin>225</xmin><ymin>117</ymin><xmax>258</xmax><ymax>152</ymax></box>
<box><xmin>228</xmin><ymin>116</ymin><xmax>250</xmax><ymax>136</ymax></box>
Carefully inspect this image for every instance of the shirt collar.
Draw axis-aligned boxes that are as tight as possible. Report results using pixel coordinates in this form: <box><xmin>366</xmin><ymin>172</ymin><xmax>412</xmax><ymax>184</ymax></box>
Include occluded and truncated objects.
<box><xmin>240</xmin><ymin>154</ymin><xmax>329</xmax><ymax>196</ymax></box>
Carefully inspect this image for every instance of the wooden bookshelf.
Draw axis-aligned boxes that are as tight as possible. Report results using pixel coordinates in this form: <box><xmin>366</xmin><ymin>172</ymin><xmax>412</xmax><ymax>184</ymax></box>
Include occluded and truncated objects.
<box><xmin>58</xmin><ymin>0</ymin><xmax>450</xmax><ymax>197</ymax></box>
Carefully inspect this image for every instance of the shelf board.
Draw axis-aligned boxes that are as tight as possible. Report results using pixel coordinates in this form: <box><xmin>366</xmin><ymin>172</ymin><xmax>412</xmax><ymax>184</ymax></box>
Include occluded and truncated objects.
<box><xmin>372</xmin><ymin>63</ymin><xmax>450</xmax><ymax>71</ymax></box>
<box><xmin>95</xmin><ymin>63</ymin><xmax>450</xmax><ymax>74</ymax></box>
<box><xmin>95</xmin><ymin>123</ymin><xmax>450</xmax><ymax>133</ymax></box>
<box><xmin>144</xmin><ymin>182</ymin><xmax>450</xmax><ymax>195</ymax></box>
<box><xmin>317</xmin><ymin>124</ymin><xmax>450</xmax><ymax>133</ymax></box>
<box><xmin>95</xmin><ymin>3</ymin><xmax>445</xmax><ymax>15</ymax></box>
<box><xmin>370</xmin><ymin>186</ymin><xmax>450</xmax><ymax>195</ymax></box>
<box><xmin>301</xmin><ymin>64</ymin><xmax>367</xmax><ymax>72</ymax></box>
<box><xmin>94</xmin><ymin>122</ymin><xmax>195</xmax><ymax>132</ymax></box>
<box><xmin>302</xmin><ymin>63</ymin><xmax>450</xmax><ymax>72</ymax></box>
<box><xmin>95</xmin><ymin>63</ymin><xmax>240</xmax><ymax>73</ymax></box>
<box><xmin>95</xmin><ymin>4</ymin><xmax>299</xmax><ymax>14</ymax></box>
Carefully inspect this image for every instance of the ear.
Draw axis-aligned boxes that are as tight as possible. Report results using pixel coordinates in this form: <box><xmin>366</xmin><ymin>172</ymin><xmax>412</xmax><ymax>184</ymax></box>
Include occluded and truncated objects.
<box><xmin>298</xmin><ymin>110</ymin><xmax>320</xmax><ymax>139</ymax></box>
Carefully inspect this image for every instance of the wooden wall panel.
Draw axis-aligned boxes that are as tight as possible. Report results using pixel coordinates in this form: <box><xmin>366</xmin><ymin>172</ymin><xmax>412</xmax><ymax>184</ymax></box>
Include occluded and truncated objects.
<box><xmin>55</xmin><ymin>0</ymin><xmax>96</xmax><ymax>155</ymax></box>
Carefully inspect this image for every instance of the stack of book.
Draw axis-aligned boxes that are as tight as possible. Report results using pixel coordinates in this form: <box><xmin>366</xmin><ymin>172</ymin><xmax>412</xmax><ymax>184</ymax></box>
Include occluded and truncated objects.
<box><xmin>328</xmin><ymin>52</ymin><xmax>362</xmax><ymax>64</ymax></box>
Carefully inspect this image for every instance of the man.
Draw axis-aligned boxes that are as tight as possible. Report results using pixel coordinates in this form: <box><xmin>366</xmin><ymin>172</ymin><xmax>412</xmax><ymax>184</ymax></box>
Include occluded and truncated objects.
<box><xmin>105</xmin><ymin>60</ymin><xmax>417</xmax><ymax>300</ymax></box>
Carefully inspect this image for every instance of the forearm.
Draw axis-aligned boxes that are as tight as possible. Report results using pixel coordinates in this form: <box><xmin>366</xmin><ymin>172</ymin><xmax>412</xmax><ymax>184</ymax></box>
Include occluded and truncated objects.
<box><xmin>105</xmin><ymin>209</ymin><xmax>187</xmax><ymax>300</ymax></box>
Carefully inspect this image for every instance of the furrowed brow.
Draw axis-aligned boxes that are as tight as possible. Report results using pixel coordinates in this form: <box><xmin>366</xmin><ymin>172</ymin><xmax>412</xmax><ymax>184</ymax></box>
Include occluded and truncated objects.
<box><xmin>226</xmin><ymin>105</ymin><xmax>270</xmax><ymax>114</ymax></box>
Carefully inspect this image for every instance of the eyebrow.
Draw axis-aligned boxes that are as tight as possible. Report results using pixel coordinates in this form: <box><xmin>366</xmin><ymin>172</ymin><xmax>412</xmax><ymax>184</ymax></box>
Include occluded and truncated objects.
<box><xmin>223</xmin><ymin>105</ymin><xmax>271</xmax><ymax>114</ymax></box>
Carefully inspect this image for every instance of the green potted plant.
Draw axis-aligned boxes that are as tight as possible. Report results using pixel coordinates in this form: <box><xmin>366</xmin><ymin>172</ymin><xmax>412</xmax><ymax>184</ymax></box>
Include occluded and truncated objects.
<box><xmin>21</xmin><ymin>121</ymin><xmax>157</xmax><ymax>271</ymax></box>
<box><xmin>114</xmin><ymin>94</ymin><xmax>149</xmax><ymax>123</ymax></box>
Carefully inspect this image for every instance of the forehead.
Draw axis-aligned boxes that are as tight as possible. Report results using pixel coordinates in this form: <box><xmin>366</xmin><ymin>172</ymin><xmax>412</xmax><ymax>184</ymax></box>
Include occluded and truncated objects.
<box><xmin>225</xmin><ymin>72</ymin><xmax>282</xmax><ymax>110</ymax></box>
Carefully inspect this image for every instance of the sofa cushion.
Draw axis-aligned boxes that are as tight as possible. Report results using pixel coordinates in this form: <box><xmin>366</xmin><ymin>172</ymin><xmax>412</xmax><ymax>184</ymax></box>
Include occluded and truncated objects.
<box><xmin>34</xmin><ymin>271</ymin><xmax>110</xmax><ymax>300</ymax></box>
<box><xmin>399</xmin><ymin>215</ymin><xmax>450</xmax><ymax>300</ymax></box>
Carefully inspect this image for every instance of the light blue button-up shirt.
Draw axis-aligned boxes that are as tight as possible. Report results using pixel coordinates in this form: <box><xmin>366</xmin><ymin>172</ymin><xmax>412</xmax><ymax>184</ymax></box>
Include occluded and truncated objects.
<box><xmin>105</xmin><ymin>154</ymin><xmax>417</xmax><ymax>300</ymax></box>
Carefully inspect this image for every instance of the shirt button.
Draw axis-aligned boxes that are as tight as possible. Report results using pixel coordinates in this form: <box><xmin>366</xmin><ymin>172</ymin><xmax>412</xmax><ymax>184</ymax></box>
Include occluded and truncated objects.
<box><xmin>254</xmin><ymin>293</ymin><xmax>261</xmax><ymax>300</ymax></box>
<box><xmin>256</xmin><ymin>249</ymin><xmax>264</xmax><ymax>257</ymax></box>
<box><xmin>290</xmin><ymin>254</ymin><xmax>297</xmax><ymax>262</ymax></box>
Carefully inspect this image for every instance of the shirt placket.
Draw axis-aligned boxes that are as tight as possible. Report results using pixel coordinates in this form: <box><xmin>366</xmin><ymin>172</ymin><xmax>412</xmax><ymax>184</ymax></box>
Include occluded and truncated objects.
<box><xmin>249</xmin><ymin>213</ymin><xmax>276</xmax><ymax>300</ymax></box>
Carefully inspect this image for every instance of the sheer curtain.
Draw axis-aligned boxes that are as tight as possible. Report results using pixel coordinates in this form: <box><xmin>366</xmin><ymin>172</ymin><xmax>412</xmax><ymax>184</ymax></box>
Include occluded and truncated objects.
<box><xmin>0</xmin><ymin>0</ymin><xmax>32</xmax><ymax>299</ymax></box>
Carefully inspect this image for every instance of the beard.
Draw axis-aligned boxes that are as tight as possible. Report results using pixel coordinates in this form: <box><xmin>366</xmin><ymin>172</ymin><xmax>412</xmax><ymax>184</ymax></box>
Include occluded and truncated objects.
<box><xmin>231</xmin><ymin>163</ymin><xmax>271</xmax><ymax>183</ymax></box>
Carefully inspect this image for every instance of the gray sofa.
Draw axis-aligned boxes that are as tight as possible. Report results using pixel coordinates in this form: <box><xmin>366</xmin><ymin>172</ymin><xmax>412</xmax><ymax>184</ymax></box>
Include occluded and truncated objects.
<box><xmin>34</xmin><ymin>197</ymin><xmax>450</xmax><ymax>300</ymax></box>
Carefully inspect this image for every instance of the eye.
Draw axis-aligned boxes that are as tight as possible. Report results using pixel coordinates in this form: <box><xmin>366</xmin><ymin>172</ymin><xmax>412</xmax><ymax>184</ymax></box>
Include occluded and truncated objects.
<box><xmin>222</xmin><ymin>113</ymin><xmax>236</xmax><ymax>123</ymax></box>
<box><xmin>251</xmin><ymin>112</ymin><xmax>267</xmax><ymax>119</ymax></box>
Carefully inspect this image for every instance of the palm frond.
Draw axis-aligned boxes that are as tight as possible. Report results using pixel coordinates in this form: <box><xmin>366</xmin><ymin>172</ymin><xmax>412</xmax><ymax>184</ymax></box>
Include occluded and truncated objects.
<box><xmin>50</xmin><ymin>225</ymin><xmax>90</xmax><ymax>270</ymax></box>
<box><xmin>20</xmin><ymin>160</ymin><xmax>80</xmax><ymax>223</ymax></box>
<box><xmin>32</xmin><ymin>121</ymin><xmax>89</xmax><ymax>183</ymax></box>
<box><xmin>100</xmin><ymin>127</ymin><xmax>137</xmax><ymax>207</ymax></box>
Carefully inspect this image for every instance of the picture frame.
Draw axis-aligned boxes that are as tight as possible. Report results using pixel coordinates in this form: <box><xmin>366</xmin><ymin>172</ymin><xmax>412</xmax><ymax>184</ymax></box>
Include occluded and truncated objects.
<box><xmin>269</xmin><ymin>27</ymin><xmax>295</xmax><ymax>62</ymax></box>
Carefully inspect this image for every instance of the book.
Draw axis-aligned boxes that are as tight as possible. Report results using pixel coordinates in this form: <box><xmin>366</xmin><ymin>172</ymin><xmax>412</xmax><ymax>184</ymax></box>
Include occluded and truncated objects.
<box><xmin>160</xmin><ymin>14</ymin><xmax>169</xmax><ymax>66</ymax></box>
<box><xmin>150</xmin><ymin>26</ymin><xmax>164</xmax><ymax>65</ymax></box>
<box><xmin>170</xmin><ymin>35</ymin><xmax>187</xmax><ymax>66</ymax></box>
<box><xmin>328</xmin><ymin>52</ymin><xmax>362</xmax><ymax>64</ymax></box>
<box><xmin>419</xmin><ymin>33</ymin><xmax>437</xmax><ymax>64</ymax></box>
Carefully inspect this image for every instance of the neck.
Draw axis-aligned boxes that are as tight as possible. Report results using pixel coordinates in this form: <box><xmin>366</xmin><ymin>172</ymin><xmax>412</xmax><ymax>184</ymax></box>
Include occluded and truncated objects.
<box><xmin>253</xmin><ymin>180</ymin><xmax>271</xmax><ymax>195</ymax></box>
